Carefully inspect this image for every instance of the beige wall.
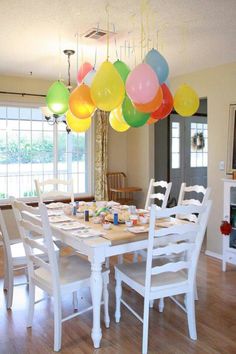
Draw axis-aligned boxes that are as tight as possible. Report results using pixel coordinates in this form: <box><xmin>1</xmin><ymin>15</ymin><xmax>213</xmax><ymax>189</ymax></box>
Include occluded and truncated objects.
<box><xmin>170</xmin><ymin>62</ymin><xmax>236</xmax><ymax>255</ymax></box>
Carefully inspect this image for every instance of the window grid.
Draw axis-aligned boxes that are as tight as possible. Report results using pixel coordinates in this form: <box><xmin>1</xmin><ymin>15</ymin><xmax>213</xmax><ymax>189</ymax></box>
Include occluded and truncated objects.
<box><xmin>0</xmin><ymin>105</ymin><xmax>88</xmax><ymax>199</ymax></box>
<box><xmin>190</xmin><ymin>123</ymin><xmax>208</xmax><ymax>167</ymax></box>
<box><xmin>171</xmin><ymin>122</ymin><xmax>180</xmax><ymax>169</ymax></box>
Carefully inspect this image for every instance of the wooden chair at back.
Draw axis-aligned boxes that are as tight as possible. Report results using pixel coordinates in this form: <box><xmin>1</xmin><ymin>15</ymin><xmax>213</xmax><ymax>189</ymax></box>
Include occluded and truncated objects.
<box><xmin>177</xmin><ymin>183</ymin><xmax>211</xmax><ymax>222</ymax></box>
<box><xmin>34</xmin><ymin>178</ymin><xmax>74</xmax><ymax>203</ymax></box>
<box><xmin>106</xmin><ymin>172</ymin><xmax>141</xmax><ymax>205</ymax></box>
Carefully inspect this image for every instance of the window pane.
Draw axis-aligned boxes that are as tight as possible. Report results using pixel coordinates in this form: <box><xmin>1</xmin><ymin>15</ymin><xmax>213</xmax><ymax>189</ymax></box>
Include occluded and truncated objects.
<box><xmin>7</xmin><ymin>107</ymin><xmax>19</xmax><ymax>119</ymax></box>
<box><xmin>0</xmin><ymin>105</ymin><xmax>90</xmax><ymax>199</ymax></box>
<box><xmin>20</xmin><ymin>108</ymin><xmax>31</xmax><ymax>119</ymax></box>
<box><xmin>20</xmin><ymin>120</ymin><xmax>31</xmax><ymax>130</ymax></box>
<box><xmin>172</xmin><ymin>153</ymin><xmax>179</xmax><ymax>169</ymax></box>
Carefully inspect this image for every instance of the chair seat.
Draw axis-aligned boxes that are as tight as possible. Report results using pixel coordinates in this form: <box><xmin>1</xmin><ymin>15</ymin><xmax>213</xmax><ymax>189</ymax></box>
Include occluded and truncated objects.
<box><xmin>115</xmin><ymin>259</ymin><xmax>188</xmax><ymax>293</ymax></box>
<box><xmin>35</xmin><ymin>255</ymin><xmax>107</xmax><ymax>287</ymax></box>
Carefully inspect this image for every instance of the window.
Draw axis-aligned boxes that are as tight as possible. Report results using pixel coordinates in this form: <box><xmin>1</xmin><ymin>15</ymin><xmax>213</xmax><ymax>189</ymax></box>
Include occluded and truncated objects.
<box><xmin>0</xmin><ymin>105</ymin><xmax>92</xmax><ymax>200</ymax></box>
<box><xmin>190</xmin><ymin>123</ymin><xmax>208</xmax><ymax>167</ymax></box>
<box><xmin>171</xmin><ymin>122</ymin><xmax>180</xmax><ymax>169</ymax></box>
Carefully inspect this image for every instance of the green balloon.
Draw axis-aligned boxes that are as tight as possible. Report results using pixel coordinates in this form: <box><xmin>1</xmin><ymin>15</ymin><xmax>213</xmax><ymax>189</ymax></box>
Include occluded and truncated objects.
<box><xmin>122</xmin><ymin>96</ymin><xmax>149</xmax><ymax>127</ymax></box>
<box><xmin>113</xmin><ymin>60</ymin><xmax>131</xmax><ymax>83</ymax></box>
<box><xmin>46</xmin><ymin>81</ymin><xmax>69</xmax><ymax>115</ymax></box>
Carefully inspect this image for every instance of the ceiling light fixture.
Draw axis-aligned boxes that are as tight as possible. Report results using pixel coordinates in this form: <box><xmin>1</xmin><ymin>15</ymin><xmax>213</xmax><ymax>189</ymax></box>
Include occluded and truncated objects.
<box><xmin>42</xmin><ymin>49</ymin><xmax>75</xmax><ymax>133</ymax></box>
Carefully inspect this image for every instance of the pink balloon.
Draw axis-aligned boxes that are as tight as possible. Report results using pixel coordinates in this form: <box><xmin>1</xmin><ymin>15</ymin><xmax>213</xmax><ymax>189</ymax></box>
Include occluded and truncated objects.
<box><xmin>126</xmin><ymin>63</ymin><xmax>159</xmax><ymax>104</ymax></box>
<box><xmin>77</xmin><ymin>62</ymin><xmax>93</xmax><ymax>84</ymax></box>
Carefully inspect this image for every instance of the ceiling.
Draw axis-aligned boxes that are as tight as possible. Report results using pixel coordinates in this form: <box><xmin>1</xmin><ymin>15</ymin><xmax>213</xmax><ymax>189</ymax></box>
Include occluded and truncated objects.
<box><xmin>1</xmin><ymin>0</ymin><xmax>236</xmax><ymax>82</ymax></box>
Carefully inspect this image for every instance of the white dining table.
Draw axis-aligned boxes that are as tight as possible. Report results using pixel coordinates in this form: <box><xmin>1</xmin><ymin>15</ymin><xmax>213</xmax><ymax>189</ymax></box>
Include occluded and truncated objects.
<box><xmin>26</xmin><ymin>209</ymin><xmax>186</xmax><ymax>349</ymax></box>
<box><xmin>51</xmin><ymin>219</ymin><xmax>149</xmax><ymax>348</ymax></box>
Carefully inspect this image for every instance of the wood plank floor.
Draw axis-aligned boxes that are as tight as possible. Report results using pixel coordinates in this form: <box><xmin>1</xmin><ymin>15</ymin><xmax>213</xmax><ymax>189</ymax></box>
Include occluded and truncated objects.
<box><xmin>1</xmin><ymin>247</ymin><xmax>236</xmax><ymax>354</ymax></box>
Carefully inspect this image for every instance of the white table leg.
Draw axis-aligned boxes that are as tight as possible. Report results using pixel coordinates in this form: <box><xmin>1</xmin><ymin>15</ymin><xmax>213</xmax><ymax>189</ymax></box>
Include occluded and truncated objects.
<box><xmin>90</xmin><ymin>260</ymin><xmax>103</xmax><ymax>348</ymax></box>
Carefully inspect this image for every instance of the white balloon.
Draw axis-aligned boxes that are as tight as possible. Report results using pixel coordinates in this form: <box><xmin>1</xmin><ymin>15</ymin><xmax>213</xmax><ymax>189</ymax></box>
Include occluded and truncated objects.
<box><xmin>83</xmin><ymin>69</ymin><xmax>96</xmax><ymax>87</ymax></box>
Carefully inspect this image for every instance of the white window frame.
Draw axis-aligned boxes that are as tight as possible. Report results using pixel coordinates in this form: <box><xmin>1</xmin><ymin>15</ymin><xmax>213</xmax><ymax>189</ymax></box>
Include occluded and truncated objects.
<box><xmin>0</xmin><ymin>101</ymin><xmax>94</xmax><ymax>204</ymax></box>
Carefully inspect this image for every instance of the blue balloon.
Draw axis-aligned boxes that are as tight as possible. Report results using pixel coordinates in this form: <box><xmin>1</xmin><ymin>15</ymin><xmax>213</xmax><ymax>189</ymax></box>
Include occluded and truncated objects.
<box><xmin>144</xmin><ymin>49</ymin><xmax>169</xmax><ymax>84</ymax></box>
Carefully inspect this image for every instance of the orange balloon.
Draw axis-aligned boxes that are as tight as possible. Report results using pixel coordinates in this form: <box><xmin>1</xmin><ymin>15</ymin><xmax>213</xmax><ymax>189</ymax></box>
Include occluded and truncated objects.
<box><xmin>69</xmin><ymin>84</ymin><xmax>96</xmax><ymax>119</ymax></box>
<box><xmin>147</xmin><ymin>116</ymin><xmax>158</xmax><ymax>125</ymax></box>
<box><xmin>134</xmin><ymin>87</ymin><xmax>163</xmax><ymax>113</ymax></box>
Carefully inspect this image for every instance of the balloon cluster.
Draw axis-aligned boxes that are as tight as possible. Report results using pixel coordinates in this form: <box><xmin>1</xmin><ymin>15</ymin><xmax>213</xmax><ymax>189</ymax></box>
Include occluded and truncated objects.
<box><xmin>46</xmin><ymin>48</ymin><xmax>199</xmax><ymax>133</ymax></box>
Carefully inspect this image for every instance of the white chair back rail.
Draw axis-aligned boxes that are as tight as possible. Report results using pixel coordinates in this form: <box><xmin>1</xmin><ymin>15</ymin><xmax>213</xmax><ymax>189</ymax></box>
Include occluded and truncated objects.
<box><xmin>177</xmin><ymin>183</ymin><xmax>211</xmax><ymax>222</ymax></box>
<box><xmin>145</xmin><ymin>179</ymin><xmax>172</xmax><ymax>210</ymax></box>
<box><xmin>35</xmin><ymin>178</ymin><xmax>74</xmax><ymax>203</ymax></box>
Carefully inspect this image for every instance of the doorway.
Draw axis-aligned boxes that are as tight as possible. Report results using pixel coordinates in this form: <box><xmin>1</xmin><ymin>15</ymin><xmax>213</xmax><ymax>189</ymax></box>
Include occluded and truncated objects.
<box><xmin>154</xmin><ymin>98</ymin><xmax>208</xmax><ymax>205</ymax></box>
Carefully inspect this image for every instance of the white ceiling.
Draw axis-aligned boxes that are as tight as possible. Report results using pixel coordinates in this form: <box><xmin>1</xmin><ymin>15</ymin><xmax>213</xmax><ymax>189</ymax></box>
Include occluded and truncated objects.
<box><xmin>0</xmin><ymin>0</ymin><xmax>236</xmax><ymax>82</ymax></box>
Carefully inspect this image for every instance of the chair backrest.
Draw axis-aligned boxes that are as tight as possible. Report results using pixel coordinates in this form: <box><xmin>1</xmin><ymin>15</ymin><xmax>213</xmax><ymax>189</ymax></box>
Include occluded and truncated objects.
<box><xmin>144</xmin><ymin>179</ymin><xmax>172</xmax><ymax>210</ymax></box>
<box><xmin>35</xmin><ymin>178</ymin><xmax>74</xmax><ymax>203</ymax></box>
<box><xmin>177</xmin><ymin>183</ymin><xmax>211</xmax><ymax>222</ymax></box>
<box><xmin>106</xmin><ymin>172</ymin><xmax>126</xmax><ymax>201</ymax></box>
<box><xmin>11</xmin><ymin>197</ymin><xmax>60</xmax><ymax>294</ymax></box>
<box><xmin>0</xmin><ymin>209</ymin><xmax>13</xmax><ymax>269</ymax></box>
<box><xmin>145</xmin><ymin>201</ymin><xmax>212</xmax><ymax>295</ymax></box>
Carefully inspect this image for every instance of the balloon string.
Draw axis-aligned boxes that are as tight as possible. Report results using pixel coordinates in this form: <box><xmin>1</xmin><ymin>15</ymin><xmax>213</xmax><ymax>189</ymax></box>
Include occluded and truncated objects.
<box><xmin>113</xmin><ymin>23</ymin><xmax>119</xmax><ymax>60</ymax></box>
<box><xmin>75</xmin><ymin>32</ymin><xmax>79</xmax><ymax>75</ymax></box>
<box><xmin>58</xmin><ymin>34</ymin><xmax>62</xmax><ymax>81</ymax></box>
<box><xmin>106</xmin><ymin>4</ymin><xmax>110</xmax><ymax>61</ymax></box>
<box><xmin>94</xmin><ymin>47</ymin><xmax>97</xmax><ymax>69</ymax></box>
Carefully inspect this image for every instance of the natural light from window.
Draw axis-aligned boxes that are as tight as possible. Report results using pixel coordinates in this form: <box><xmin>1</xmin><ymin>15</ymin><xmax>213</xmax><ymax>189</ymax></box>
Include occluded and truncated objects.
<box><xmin>0</xmin><ymin>105</ymin><xmax>90</xmax><ymax>199</ymax></box>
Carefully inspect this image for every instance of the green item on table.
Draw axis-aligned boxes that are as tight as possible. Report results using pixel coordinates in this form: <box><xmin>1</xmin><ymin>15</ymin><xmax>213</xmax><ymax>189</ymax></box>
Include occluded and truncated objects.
<box><xmin>95</xmin><ymin>207</ymin><xmax>109</xmax><ymax>216</ymax></box>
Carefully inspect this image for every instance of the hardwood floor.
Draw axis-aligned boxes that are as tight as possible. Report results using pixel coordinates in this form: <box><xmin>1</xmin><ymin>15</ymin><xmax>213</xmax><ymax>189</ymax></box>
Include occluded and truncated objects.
<box><xmin>1</xmin><ymin>247</ymin><xmax>236</xmax><ymax>354</ymax></box>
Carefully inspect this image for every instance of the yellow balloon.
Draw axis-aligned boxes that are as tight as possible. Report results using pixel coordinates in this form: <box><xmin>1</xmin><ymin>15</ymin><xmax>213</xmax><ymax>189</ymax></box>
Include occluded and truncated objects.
<box><xmin>109</xmin><ymin>106</ymin><xmax>130</xmax><ymax>132</ymax></box>
<box><xmin>174</xmin><ymin>84</ymin><xmax>199</xmax><ymax>117</ymax></box>
<box><xmin>91</xmin><ymin>61</ymin><xmax>125</xmax><ymax>111</ymax></box>
<box><xmin>66</xmin><ymin>111</ymin><xmax>91</xmax><ymax>133</ymax></box>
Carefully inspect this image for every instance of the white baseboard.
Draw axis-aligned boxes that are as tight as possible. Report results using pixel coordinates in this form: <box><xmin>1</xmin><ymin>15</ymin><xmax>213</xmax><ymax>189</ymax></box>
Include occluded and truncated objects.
<box><xmin>205</xmin><ymin>250</ymin><xmax>222</xmax><ymax>260</ymax></box>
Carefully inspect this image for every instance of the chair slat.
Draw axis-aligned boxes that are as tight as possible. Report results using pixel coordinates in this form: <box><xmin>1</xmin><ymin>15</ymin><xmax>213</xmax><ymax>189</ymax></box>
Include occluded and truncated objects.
<box><xmin>152</xmin><ymin>242</ymin><xmax>194</xmax><ymax>257</ymax></box>
<box><xmin>29</xmin><ymin>254</ymin><xmax>50</xmax><ymax>271</ymax></box>
<box><xmin>24</xmin><ymin>237</ymin><xmax>47</xmax><ymax>254</ymax></box>
<box><xmin>151</xmin><ymin>260</ymin><xmax>190</xmax><ymax>275</ymax></box>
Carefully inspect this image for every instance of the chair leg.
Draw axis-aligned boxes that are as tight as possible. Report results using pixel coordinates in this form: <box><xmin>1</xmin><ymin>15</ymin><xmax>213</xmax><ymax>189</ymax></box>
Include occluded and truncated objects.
<box><xmin>102</xmin><ymin>272</ymin><xmax>110</xmax><ymax>328</ymax></box>
<box><xmin>186</xmin><ymin>292</ymin><xmax>197</xmax><ymax>340</ymax></box>
<box><xmin>118</xmin><ymin>255</ymin><xmax>123</xmax><ymax>264</ymax></box>
<box><xmin>194</xmin><ymin>282</ymin><xmax>198</xmax><ymax>301</ymax></box>
<box><xmin>105</xmin><ymin>257</ymin><xmax>110</xmax><ymax>269</ymax></box>
<box><xmin>53</xmin><ymin>295</ymin><xmax>62</xmax><ymax>352</ymax></box>
<box><xmin>149</xmin><ymin>300</ymin><xmax>154</xmax><ymax>308</ymax></box>
<box><xmin>27</xmin><ymin>280</ymin><xmax>35</xmax><ymax>327</ymax></box>
<box><xmin>6</xmin><ymin>268</ymin><xmax>14</xmax><ymax>309</ymax></box>
<box><xmin>3</xmin><ymin>259</ymin><xmax>9</xmax><ymax>291</ymax></box>
<box><xmin>158</xmin><ymin>298</ymin><xmax>165</xmax><ymax>312</ymax></box>
<box><xmin>142</xmin><ymin>297</ymin><xmax>150</xmax><ymax>354</ymax></box>
<box><xmin>133</xmin><ymin>251</ymin><xmax>138</xmax><ymax>263</ymax></box>
<box><xmin>73</xmin><ymin>291</ymin><xmax>78</xmax><ymax>310</ymax></box>
<box><xmin>115</xmin><ymin>271</ymin><xmax>122</xmax><ymax>323</ymax></box>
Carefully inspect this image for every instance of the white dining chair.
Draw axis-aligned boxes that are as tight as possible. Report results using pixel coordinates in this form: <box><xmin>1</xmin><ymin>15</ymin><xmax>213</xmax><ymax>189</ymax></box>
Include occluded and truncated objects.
<box><xmin>0</xmin><ymin>208</ymin><xmax>55</xmax><ymax>309</ymax></box>
<box><xmin>34</xmin><ymin>178</ymin><xmax>74</xmax><ymax>203</ymax></box>
<box><xmin>177</xmin><ymin>183</ymin><xmax>211</xmax><ymax>222</ymax></box>
<box><xmin>11</xmin><ymin>198</ymin><xmax>110</xmax><ymax>352</ymax></box>
<box><xmin>0</xmin><ymin>208</ymin><xmax>29</xmax><ymax>309</ymax></box>
<box><xmin>131</xmin><ymin>179</ymin><xmax>172</xmax><ymax>264</ymax></box>
<box><xmin>144</xmin><ymin>179</ymin><xmax>172</xmax><ymax>210</ymax></box>
<box><xmin>114</xmin><ymin>201</ymin><xmax>212</xmax><ymax>354</ymax></box>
